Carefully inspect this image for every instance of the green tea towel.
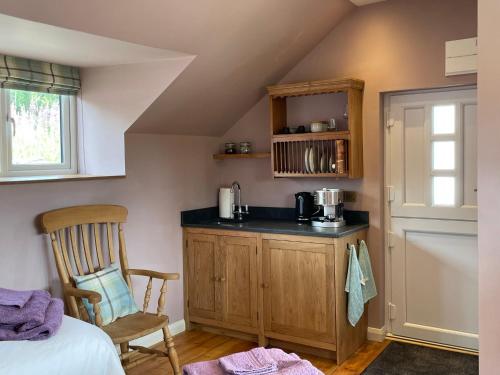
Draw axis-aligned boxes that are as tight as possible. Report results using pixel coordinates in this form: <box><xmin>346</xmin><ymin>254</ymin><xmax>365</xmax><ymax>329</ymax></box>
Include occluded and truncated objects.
<box><xmin>345</xmin><ymin>244</ymin><xmax>364</xmax><ymax>327</ymax></box>
<box><xmin>359</xmin><ymin>240</ymin><xmax>377</xmax><ymax>303</ymax></box>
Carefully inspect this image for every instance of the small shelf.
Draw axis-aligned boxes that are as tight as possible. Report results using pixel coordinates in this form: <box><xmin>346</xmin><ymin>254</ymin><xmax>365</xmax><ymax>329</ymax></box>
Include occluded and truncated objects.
<box><xmin>213</xmin><ymin>152</ymin><xmax>271</xmax><ymax>160</ymax></box>
<box><xmin>272</xmin><ymin>131</ymin><xmax>350</xmax><ymax>143</ymax></box>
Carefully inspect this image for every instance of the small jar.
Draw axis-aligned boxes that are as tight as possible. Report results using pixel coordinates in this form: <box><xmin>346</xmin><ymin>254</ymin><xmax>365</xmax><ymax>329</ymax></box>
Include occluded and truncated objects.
<box><xmin>239</xmin><ymin>142</ymin><xmax>251</xmax><ymax>154</ymax></box>
<box><xmin>225</xmin><ymin>142</ymin><xmax>236</xmax><ymax>154</ymax></box>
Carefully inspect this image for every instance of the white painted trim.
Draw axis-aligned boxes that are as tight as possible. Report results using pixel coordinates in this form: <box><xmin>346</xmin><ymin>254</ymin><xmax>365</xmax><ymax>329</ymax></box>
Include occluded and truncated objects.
<box><xmin>367</xmin><ymin>326</ymin><xmax>386</xmax><ymax>342</ymax></box>
<box><xmin>127</xmin><ymin>319</ymin><xmax>186</xmax><ymax>348</ymax></box>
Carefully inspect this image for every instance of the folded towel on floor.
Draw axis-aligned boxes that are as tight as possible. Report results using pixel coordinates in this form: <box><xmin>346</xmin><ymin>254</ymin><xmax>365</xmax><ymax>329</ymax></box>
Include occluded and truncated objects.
<box><xmin>0</xmin><ymin>298</ymin><xmax>64</xmax><ymax>341</ymax></box>
<box><xmin>0</xmin><ymin>288</ymin><xmax>33</xmax><ymax>308</ymax></box>
<box><xmin>345</xmin><ymin>244</ymin><xmax>365</xmax><ymax>327</ymax></box>
<box><xmin>219</xmin><ymin>347</ymin><xmax>278</xmax><ymax>374</ymax></box>
<box><xmin>0</xmin><ymin>289</ymin><xmax>51</xmax><ymax>329</ymax></box>
<box><xmin>358</xmin><ymin>240</ymin><xmax>377</xmax><ymax>304</ymax></box>
<box><xmin>183</xmin><ymin>359</ymin><xmax>223</xmax><ymax>375</ymax></box>
<box><xmin>183</xmin><ymin>348</ymin><xmax>322</xmax><ymax>375</ymax></box>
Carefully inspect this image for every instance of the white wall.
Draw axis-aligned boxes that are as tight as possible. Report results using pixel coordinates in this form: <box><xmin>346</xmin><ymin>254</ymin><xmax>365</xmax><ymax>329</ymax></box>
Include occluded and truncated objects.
<box><xmin>478</xmin><ymin>0</ymin><xmax>500</xmax><ymax>372</ymax></box>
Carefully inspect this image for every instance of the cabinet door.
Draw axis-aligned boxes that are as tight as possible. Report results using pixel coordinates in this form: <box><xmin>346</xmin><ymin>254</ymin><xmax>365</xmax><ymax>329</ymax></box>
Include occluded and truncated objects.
<box><xmin>262</xmin><ymin>239</ymin><xmax>336</xmax><ymax>343</ymax></box>
<box><xmin>187</xmin><ymin>233</ymin><xmax>222</xmax><ymax>321</ymax></box>
<box><xmin>220</xmin><ymin>236</ymin><xmax>258</xmax><ymax>329</ymax></box>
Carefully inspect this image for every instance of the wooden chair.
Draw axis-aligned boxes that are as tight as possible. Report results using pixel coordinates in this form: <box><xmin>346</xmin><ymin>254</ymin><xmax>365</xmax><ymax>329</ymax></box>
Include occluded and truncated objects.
<box><xmin>39</xmin><ymin>204</ymin><xmax>181</xmax><ymax>374</ymax></box>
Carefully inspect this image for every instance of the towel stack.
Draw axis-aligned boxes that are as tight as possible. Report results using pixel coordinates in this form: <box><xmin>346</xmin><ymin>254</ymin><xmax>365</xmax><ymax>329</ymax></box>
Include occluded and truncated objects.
<box><xmin>183</xmin><ymin>347</ymin><xmax>322</xmax><ymax>375</ymax></box>
<box><xmin>0</xmin><ymin>287</ymin><xmax>64</xmax><ymax>341</ymax></box>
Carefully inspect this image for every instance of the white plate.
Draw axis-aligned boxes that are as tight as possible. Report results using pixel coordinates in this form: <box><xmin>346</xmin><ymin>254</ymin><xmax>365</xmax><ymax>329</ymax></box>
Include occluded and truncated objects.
<box><xmin>304</xmin><ymin>147</ymin><xmax>310</xmax><ymax>173</ymax></box>
<box><xmin>309</xmin><ymin>147</ymin><xmax>317</xmax><ymax>173</ymax></box>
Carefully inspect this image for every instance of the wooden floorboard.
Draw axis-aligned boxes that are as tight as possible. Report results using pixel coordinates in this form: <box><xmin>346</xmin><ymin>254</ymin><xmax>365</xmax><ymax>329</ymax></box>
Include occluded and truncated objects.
<box><xmin>126</xmin><ymin>330</ymin><xmax>389</xmax><ymax>375</ymax></box>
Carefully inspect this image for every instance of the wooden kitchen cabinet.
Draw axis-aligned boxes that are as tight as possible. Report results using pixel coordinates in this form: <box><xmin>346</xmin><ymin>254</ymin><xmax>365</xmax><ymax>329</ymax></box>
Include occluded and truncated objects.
<box><xmin>220</xmin><ymin>235</ymin><xmax>258</xmax><ymax>329</ymax></box>
<box><xmin>185</xmin><ymin>231</ymin><xmax>259</xmax><ymax>334</ymax></box>
<box><xmin>186</xmin><ymin>233</ymin><xmax>222</xmax><ymax>321</ymax></box>
<box><xmin>262</xmin><ymin>239</ymin><xmax>336</xmax><ymax>345</ymax></box>
<box><xmin>183</xmin><ymin>228</ymin><xmax>368</xmax><ymax>364</ymax></box>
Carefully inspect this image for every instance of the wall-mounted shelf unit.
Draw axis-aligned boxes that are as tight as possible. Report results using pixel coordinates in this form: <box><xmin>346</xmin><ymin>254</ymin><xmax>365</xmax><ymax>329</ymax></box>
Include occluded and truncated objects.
<box><xmin>213</xmin><ymin>152</ymin><xmax>271</xmax><ymax>160</ymax></box>
<box><xmin>267</xmin><ymin>78</ymin><xmax>364</xmax><ymax>178</ymax></box>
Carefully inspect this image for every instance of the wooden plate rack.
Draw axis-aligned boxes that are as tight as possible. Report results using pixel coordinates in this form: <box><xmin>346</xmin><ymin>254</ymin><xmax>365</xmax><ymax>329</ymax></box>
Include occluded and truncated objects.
<box><xmin>267</xmin><ymin>78</ymin><xmax>364</xmax><ymax>178</ymax></box>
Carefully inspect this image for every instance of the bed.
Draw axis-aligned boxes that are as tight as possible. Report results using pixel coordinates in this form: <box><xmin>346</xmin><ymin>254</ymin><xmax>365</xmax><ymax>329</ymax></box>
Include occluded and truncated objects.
<box><xmin>0</xmin><ymin>315</ymin><xmax>124</xmax><ymax>375</ymax></box>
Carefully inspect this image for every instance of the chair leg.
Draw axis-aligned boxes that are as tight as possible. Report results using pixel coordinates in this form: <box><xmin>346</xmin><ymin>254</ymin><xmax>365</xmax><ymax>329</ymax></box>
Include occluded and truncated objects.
<box><xmin>120</xmin><ymin>342</ymin><xmax>130</xmax><ymax>367</ymax></box>
<box><xmin>162</xmin><ymin>326</ymin><xmax>180</xmax><ymax>375</ymax></box>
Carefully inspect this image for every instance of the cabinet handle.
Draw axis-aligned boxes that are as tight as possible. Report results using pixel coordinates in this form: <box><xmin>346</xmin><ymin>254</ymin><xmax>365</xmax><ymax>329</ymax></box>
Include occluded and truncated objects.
<box><xmin>219</xmin><ymin>277</ymin><xmax>226</xmax><ymax>282</ymax></box>
<box><xmin>211</xmin><ymin>276</ymin><xmax>217</xmax><ymax>282</ymax></box>
<box><xmin>261</xmin><ymin>283</ymin><xmax>269</xmax><ymax>288</ymax></box>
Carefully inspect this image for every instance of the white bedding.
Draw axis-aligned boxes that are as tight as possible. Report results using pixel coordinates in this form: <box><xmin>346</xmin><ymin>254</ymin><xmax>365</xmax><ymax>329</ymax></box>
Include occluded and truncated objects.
<box><xmin>0</xmin><ymin>315</ymin><xmax>124</xmax><ymax>375</ymax></box>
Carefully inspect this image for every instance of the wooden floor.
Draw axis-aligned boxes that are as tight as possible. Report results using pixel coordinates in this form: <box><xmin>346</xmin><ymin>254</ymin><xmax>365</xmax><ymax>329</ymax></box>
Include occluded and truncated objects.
<box><xmin>127</xmin><ymin>330</ymin><xmax>389</xmax><ymax>375</ymax></box>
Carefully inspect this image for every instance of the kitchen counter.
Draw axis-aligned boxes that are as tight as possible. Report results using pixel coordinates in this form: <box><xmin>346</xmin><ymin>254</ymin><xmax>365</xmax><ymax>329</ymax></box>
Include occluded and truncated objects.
<box><xmin>181</xmin><ymin>206</ymin><xmax>368</xmax><ymax>238</ymax></box>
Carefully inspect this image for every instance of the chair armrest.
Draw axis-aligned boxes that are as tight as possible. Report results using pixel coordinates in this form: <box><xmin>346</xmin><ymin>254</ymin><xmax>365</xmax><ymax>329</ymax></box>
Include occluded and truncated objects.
<box><xmin>63</xmin><ymin>285</ymin><xmax>102</xmax><ymax>304</ymax></box>
<box><xmin>126</xmin><ymin>269</ymin><xmax>180</xmax><ymax>281</ymax></box>
<box><xmin>63</xmin><ymin>286</ymin><xmax>103</xmax><ymax>327</ymax></box>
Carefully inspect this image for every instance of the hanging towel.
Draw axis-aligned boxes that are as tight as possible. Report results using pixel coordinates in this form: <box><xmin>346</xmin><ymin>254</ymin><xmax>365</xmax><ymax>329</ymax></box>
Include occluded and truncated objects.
<box><xmin>345</xmin><ymin>244</ymin><xmax>365</xmax><ymax>327</ymax></box>
<box><xmin>358</xmin><ymin>240</ymin><xmax>377</xmax><ymax>303</ymax></box>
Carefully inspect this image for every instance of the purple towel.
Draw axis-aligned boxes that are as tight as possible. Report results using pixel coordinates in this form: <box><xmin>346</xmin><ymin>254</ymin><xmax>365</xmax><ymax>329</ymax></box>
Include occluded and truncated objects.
<box><xmin>219</xmin><ymin>347</ymin><xmax>278</xmax><ymax>374</ymax></box>
<box><xmin>0</xmin><ymin>287</ymin><xmax>33</xmax><ymax>308</ymax></box>
<box><xmin>183</xmin><ymin>348</ymin><xmax>323</xmax><ymax>375</ymax></box>
<box><xmin>0</xmin><ymin>289</ymin><xmax>51</xmax><ymax>329</ymax></box>
<box><xmin>0</xmin><ymin>298</ymin><xmax>64</xmax><ymax>341</ymax></box>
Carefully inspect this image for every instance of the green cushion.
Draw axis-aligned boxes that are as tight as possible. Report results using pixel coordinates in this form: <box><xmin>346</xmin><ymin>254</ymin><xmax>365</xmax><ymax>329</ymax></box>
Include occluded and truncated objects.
<box><xmin>73</xmin><ymin>264</ymin><xmax>139</xmax><ymax>325</ymax></box>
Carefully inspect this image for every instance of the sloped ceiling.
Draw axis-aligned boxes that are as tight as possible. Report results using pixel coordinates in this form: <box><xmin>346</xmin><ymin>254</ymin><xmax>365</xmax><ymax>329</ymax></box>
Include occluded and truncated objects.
<box><xmin>0</xmin><ymin>0</ymin><xmax>355</xmax><ymax>136</ymax></box>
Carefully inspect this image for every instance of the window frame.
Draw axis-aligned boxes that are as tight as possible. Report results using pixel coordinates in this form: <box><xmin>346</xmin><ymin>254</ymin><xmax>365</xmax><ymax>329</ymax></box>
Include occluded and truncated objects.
<box><xmin>0</xmin><ymin>89</ymin><xmax>77</xmax><ymax>177</ymax></box>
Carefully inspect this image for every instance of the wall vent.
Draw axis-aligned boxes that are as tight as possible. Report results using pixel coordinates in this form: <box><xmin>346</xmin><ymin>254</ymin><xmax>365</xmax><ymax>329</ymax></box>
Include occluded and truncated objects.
<box><xmin>445</xmin><ymin>37</ymin><xmax>477</xmax><ymax>76</ymax></box>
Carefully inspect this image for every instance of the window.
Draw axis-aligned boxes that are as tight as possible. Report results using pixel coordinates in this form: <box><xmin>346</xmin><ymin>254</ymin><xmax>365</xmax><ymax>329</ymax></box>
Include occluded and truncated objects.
<box><xmin>0</xmin><ymin>89</ymin><xmax>77</xmax><ymax>177</ymax></box>
<box><xmin>431</xmin><ymin>104</ymin><xmax>458</xmax><ymax>206</ymax></box>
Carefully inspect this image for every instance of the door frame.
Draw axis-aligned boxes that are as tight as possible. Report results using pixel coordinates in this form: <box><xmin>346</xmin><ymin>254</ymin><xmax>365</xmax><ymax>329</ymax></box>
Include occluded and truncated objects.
<box><xmin>382</xmin><ymin>84</ymin><xmax>478</xmax><ymax>345</ymax></box>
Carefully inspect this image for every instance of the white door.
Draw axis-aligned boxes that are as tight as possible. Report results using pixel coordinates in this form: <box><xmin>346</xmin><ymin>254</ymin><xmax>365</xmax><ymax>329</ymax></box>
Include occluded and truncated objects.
<box><xmin>386</xmin><ymin>87</ymin><xmax>478</xmax><ymax>350</ymax></box>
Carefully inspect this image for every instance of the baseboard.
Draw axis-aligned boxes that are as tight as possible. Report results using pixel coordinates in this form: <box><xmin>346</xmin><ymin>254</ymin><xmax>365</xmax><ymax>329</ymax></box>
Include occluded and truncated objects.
<box><xmin>128</xmin><ymin>319</ymin><xmax>186</xmax><ymax>348</ymax></box>
<box><xmin>367</xmin><ymin>326</ymin><xmax>386</xmax><ymax>342</ymax></box>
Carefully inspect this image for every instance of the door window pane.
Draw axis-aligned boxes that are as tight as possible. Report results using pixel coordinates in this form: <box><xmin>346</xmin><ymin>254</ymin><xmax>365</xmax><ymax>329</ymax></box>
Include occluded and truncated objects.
<box><xmin>432</xmin><ymin>141</ymin><xmax>455</xmax><ymax>170</ymax></box>
<box><xmin>433</xmin><ymin>105</ymin><xmax>455</xmax><ymax>135</ymax></box>
<box><xmin>433</xmin><ymin>177</ymin><xmax>455</xmax><ymax>206</ymax></box>
<box><xmin>8</xmin><ymin>89</ymin><xmax>63</xmax><ymax>165</ymax></box>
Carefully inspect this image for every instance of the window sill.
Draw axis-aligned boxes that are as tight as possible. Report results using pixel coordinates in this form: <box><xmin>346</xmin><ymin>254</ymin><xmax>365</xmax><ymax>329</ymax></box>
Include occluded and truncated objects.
<box><xmin>0</xmin><ymin>174</ymin><xmax>125</xmax><ymax>185</ymax></box>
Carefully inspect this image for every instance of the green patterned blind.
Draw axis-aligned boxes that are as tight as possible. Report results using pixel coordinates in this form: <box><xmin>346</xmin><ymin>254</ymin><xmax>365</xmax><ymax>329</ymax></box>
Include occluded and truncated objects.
<box><xmin>0</xmin><ymin>55</ymin><xmax>80</xmax><ymax>95</ymax></box>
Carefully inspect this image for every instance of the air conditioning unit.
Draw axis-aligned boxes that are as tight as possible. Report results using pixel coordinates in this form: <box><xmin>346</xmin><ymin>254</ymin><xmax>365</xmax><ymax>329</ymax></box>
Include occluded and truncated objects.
<box><xmin>445</xmin><ymin>37</ymin><xmax>477</xmax><ymax>76</ymax></box>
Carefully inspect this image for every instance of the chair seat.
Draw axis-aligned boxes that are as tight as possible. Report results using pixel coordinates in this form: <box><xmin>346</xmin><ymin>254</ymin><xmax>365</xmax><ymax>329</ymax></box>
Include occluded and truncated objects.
<box><xmin>102</xmin><ymin>312</ymin><xmax>168</xmax><ymax>344</ymax></box>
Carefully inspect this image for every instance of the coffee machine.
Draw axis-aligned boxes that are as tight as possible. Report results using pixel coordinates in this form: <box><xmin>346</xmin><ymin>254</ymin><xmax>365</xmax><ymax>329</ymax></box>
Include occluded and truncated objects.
<box><xmin>295</xmin><ymin>192</ymin><xmax>315</xmax><ymax>223</ymax></box>
<box><xmin>311</xmin><ymin>188</ymin><xmax>345</xmax><ymax>228</ymax></box>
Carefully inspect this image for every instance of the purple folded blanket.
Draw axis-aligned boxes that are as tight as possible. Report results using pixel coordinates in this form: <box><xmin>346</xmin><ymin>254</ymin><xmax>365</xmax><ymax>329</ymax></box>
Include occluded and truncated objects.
<box><xmin>0</xmin><ymin>287</ymin><xmax>34</xmax><ymax>308</ymax></box>
<box><xmin>183</xmin><ymin>348</ymin><xmax>322</xmax><ymax>375</ymax></box>
<box><xmin>0</xmin><ymin>289</ymin><xmax>51</xmax><ymax>330</ymax></box>
<box><xmin>219</xmin><ymin>347</ymin><xmax>278</xmax><ymax>374</ymax></box>
<box><xmin>0</xmin><ymin>298</ymin><xmax>64</xmax><ymax>341</ymax></box>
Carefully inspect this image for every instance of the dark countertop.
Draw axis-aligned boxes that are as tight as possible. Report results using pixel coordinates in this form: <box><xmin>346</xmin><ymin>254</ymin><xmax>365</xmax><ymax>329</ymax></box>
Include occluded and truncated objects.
<box><xmin>181</xmin><ymin>207</ymin><xmax>369</xmax><ymax>238</ymax></box>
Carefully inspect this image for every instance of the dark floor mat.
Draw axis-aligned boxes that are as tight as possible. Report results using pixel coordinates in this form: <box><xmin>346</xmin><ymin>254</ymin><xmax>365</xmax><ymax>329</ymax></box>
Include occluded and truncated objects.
<box><xmin>362</xmin><ymin>341</ymin><xmax>478</xmax><ymax>375</ymax></box>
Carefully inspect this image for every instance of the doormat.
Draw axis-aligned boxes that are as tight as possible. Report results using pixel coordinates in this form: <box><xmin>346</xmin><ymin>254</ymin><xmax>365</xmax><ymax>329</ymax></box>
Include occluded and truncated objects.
<box><xmin>361</xmin><ymin>341</ymin><xmax>478</xmax><ymax>375</ymax></box>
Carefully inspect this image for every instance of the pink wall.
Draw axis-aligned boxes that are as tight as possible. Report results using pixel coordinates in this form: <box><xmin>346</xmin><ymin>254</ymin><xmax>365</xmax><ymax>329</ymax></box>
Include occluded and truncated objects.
<box><xmin>478</xmin><ymin>0</ymin><xmax>500</xmax><ymax>372</ymax></box>
<box><xmin>0</xmin><ymin>134</ymin><xmax>219</xmax><ymax>322</ymax></box>
<box><xmin>219</xmin><ymin>0</ymin><xmax>477</xmax><ymax>328</ymax></box>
